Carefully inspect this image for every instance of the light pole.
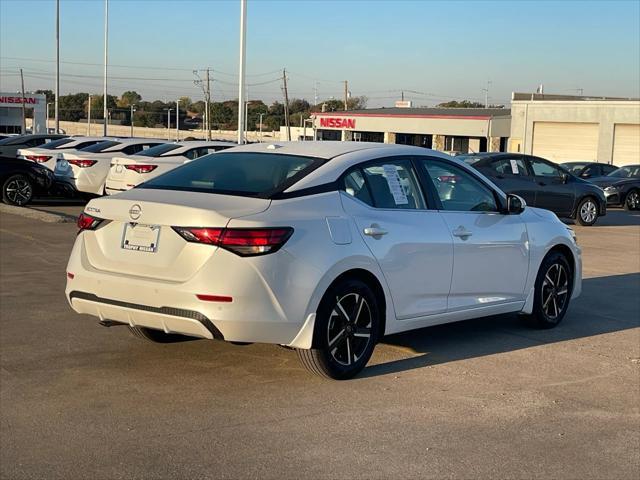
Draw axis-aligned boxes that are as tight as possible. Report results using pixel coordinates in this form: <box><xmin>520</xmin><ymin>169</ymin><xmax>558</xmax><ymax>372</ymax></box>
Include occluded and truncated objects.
<box><xmin>46</xmin><ymin>102</ymin><xmax>51</xmax><ymax>131</ymax></box>
<box><xmin>237</xmin><ymin>0</ymin><xmax>247</xmax><ymax>144</ymax></box>
<box><xmin>258</xmin><ymin>112</ymin><xmax>264</xmax><ymax>142</ymax></box>
<box><xmin>166</xmin><ymin>108</ymin><xmax>173</xmax><ymax>141</ymax></box>
<box><xmin>55</xmin><ymin>0</ymin><xmax>60</xmax><ymax>133</ymax></box>
<box><xmin>103</xmin><ymin>0</ymin><xmax>108</xmax><ymax>136</ymax></box>
<box><xmin>130</xmin><ymin>104</ymin><xmax>136</xmax><ymax>137</ymax></box>
<box><xmin>87</xmin><ymin>94</ymin><xmax>92</xmax><ymax>135</ymax></box>
<box><xmin>176</xmin><ymin>98</ymin><xmax>180</xmax><ymax>141</ymax></box>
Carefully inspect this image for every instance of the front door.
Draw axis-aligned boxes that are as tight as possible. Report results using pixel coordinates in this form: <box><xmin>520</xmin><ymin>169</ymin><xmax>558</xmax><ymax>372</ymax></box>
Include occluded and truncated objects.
<box><xmin>528</xmin><ymin>156</ymin><xmax>576</xmax><ymax>217</ymax></box>
<box><xmin>340</xmin><ymin>158</ymin><xmax>453</xmax><ymax>318</ymax></box>
<box><xmin>418</xmin><ymin>157</ymin><xmax>530</xmax><ymax>311</ymax></box>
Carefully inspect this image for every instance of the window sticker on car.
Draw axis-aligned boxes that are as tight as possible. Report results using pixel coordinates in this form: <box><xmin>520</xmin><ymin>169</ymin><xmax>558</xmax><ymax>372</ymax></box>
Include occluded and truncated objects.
<box><xmin>382</xmin><ymin>164</ymin><xmax>408</xmax><ymax>205</ymax></box>
<box><xmin>510</xmin><ymin>159</ymin><xmax>520</xmax><ymax>175</ymax></box>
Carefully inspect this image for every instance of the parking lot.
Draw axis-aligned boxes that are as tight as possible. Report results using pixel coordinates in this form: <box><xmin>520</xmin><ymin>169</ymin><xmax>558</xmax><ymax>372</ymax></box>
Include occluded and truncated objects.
<box><xmin>1</xmin><ymin>206</ymin><xmax>639</xmax><ymax>479</ymax></box>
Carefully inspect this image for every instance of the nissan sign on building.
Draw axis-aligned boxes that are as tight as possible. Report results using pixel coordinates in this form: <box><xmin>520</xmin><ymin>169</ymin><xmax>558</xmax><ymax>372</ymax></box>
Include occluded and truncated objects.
<box><xmin>0</xmin><ymin>92</ymin><xmax>47</xmax><ymax>134</ymax></box>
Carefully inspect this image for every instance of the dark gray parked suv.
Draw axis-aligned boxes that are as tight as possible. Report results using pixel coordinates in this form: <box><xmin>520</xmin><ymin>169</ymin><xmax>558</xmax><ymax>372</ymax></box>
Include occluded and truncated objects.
<box><xmin>0</xmin><ymin>134</ymin><xmax>68</xmax><ymax>158</ymax></box>
<box><xmin>462</xmin><ymin>153</ymin><xmax>607</xmax><ymax>226</ymax></box>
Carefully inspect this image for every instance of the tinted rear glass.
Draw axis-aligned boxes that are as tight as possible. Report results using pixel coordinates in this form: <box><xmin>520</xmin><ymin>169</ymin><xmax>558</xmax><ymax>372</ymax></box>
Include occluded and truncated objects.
<box><xmin>40</xmin><ymin>138</ymin><xmax>75</xmax><ymax>150</ymax></box>
<box><xmin>137</xmin><ymin>144</ymin><xmax>180</xmax><ymax>157</ymax></box>
<box><xmin>0</xmin><ymin>136</ymin><xmax>32</xmax><ymax>146</ymax></box>
<box><xmin>140</xmin><ymin>152</ymin><xmax>321</xmax><ymax>197</ymax></box>
<box><xmin>79</xmin><ymin>140</ymin><xmax>121</xmax><ymax>153</ymax></box>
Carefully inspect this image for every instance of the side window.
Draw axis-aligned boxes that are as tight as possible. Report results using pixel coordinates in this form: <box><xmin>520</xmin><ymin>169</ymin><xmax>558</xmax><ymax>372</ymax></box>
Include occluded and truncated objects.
<box><xmin>421</xmin><ymin>160</ymin><xmax>499</xmax><ymax>212</ymax></box>
<box><xmin>581</xmin><ymin>165</ymin><xmax>598</xmax><ymax>178</ymax></box>
<box><xmin>122</xmin><ymin>145</ymin><xmax>141</xmax><ymax>155</ymax></box>
<box><xmin>183</xmin><ymin>149</ymin><xmax>199</xmax><ymax>160</ymax></box>
<box><xmin>343</xmin><ymin>170</ymin><xmax>373</xmax><ymax>206</ymax></box>
<box><xmin>361</xmin><ymin>160</ymin><xmax>425</xmax><ymax>210</ymax></box>
<box><xmin>602</xmin><ymin>164</ymin><xmax>618</xmax><ymax>175</ymax></box>
<box><xmin>490</xmin><ymin>157</ymin><xmax>527</xmax><ymax>176</ymax></box>
<box><xmin>530</xmin><ymin>158</ymin><xmax>561</xmax><ymax>177</ymax></box>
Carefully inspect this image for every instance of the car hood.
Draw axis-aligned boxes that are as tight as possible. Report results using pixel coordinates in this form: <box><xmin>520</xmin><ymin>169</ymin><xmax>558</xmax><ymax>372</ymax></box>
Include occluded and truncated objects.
<box><xmin>589</xmin><ymin>176</ymin><xmax>638</xmax><ymax>188</ymax></box>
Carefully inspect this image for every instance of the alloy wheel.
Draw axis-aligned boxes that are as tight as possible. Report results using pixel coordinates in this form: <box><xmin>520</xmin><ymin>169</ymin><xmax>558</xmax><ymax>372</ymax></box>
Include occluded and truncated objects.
<box><xmin>327</xmin><ymin>293</ymin><xmax>372</xmax><ymax>366</ymax></box>
<box><xmin>580</xmin><ymin>200</ymin><xmax>597</xmax><ymax>224</ymax></box>
<box><xmin>541</xmin><ymin>263</ymin><xmax>569</xmax><ymax>320</ymax></box>
<box><xmin>627</xmin><ymin>191</ymin><xmax>639</xmax><ymax>210</ymax></box>
<box><xmin>5</xmin><ymin>178</ymin><xmax>32</xmax><ymax>205</ymax></box>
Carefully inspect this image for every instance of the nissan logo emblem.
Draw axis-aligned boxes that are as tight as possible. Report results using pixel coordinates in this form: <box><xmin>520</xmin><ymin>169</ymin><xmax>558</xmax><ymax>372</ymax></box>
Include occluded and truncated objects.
<box><xmin>129</xmin><ymin>204</ymin><xmax>142</xmax><ymax>220</ymax></box>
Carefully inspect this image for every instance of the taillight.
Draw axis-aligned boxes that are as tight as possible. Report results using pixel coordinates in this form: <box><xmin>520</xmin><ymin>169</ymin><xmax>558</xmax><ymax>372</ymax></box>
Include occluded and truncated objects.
<box><xmin>124</xmin><ymin>164</ymin><xmax>158</xmax><ymax>174</ymax></box>
<box><xmin>172</xmin><ymin>227</ymin><xmax>293</xmax><ymax>256</ymax></box>
<box><xmin>26</xmin><ymin>155</ymin><xmax>51</xmax><ymax>163</ymax></box>
<box><xmin>77</xmin><ymin>212</ymin><xmax>103</xmax><ymax>232</ymax></box>
<box><xmin>68</xmin><ymin>159</ymin><xmax>97</xmax><ymax>168</ymax></box>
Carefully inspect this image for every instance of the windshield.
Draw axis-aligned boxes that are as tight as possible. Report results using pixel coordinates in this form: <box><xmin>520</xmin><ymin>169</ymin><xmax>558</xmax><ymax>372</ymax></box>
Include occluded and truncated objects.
<box><xmin>562</xmin><ymin>163</ymin><xmax>588</xmax><ymax>174</ymax></box>
<box><xmin>79</xmin><ymin>140</ymin><xmax>121</xmax><ymax>153</ymax></box>
<box><xmin>137</xmin><ymin>144</ymin><xmax>180</xmax><ymax>157</ymax></box>
<box><xmin>40</xmin><ymin>138</ymin><xmax>75</xmax><ymax>150</ymax></box>
<box><xmin>608</xmin><ymin>165</ymin><xmax>640</xmax><ymax>178</ymax></box>
<box><xmin>140</xmin><ymin>152</ymin><xmax>322</xmax><ymax>197</ymax></box>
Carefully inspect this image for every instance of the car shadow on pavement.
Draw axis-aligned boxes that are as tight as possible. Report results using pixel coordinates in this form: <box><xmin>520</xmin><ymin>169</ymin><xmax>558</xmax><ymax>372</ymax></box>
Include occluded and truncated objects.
<box><xmin>363</xmin><ymin>273</ymin><xmax>640</xmax><ymax>378</ymax></box>
<box><xmin>563</xmin><ymin>209</ymin><xmax>640</xmax><ymax>227</ymax></box>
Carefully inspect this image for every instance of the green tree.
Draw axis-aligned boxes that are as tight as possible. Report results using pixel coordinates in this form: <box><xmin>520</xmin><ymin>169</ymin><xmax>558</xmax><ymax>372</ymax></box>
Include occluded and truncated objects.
<box><xmin>436</xmin><ymin>100</ymin><xmax>485</xmax><ymax>108</ymax></box>
<box><xmin>35</xmin><ymin>89</ymin><xmax>54</xmax><ymax>104</ymax></box>
<box><xmin>118</xmin><ymin>91</ymin><xmax>142</xmax><ymax>107</ymax></box>
<box><xmin>59</xmin><ymin>93</ymin><xmax>89</xmax><ymax>122</ymax></box>
<box><xmin>91</xmin><ymin>95</ymin><xmax>118</xmax><ymax>119</ymax></box>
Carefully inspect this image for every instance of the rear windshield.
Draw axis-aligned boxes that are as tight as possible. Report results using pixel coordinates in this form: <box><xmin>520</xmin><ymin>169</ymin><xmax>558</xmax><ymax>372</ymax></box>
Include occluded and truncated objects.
<box><xmin>140</xmin><ymin>152</ymin><xmax>322</xmax><ymax>197</ymax></box>
<box><xmin>40</xmin><ymin>138</ymin><xmax>75</xmax><ymax>150</ymax></box>
<box><xmin>0</xmin><ymin>136</ymin><xmax>32</xmax><ymax>146</ymax></box>
<box><xmin>79</xmin><ymin>140</ymin><xmax>121</xmax><ymax>153</ymax></box>
<box><xmin>137</xmin><ymin>144</ymin><xmax>181</xmax><ymax>157</ymax></box>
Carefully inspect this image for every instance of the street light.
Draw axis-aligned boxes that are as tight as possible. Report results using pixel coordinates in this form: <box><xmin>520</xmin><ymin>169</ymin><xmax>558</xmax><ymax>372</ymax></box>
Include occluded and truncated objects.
<box><xmin>166</xmin><ymin>108</ymin><xmax>173</xmax><ymax>141</ymax></box>
<box><xmin>103</xmin><ymin>0</ymin><xmax>108</xmax><ymax>136</ymax></box>
<box><xmin>130</xmin><ymin>104</ymin><xmax>136</xmax><ymax>137</ymax></box>
<box><xmin>46</xmin><ymin>102</ymin><xmax>51</xmax><ymax>131</ymax></box>
<box><xmin>237</xmin><ymin>0</ymin><xmax>247</xmax><ymax>144</ymax></box>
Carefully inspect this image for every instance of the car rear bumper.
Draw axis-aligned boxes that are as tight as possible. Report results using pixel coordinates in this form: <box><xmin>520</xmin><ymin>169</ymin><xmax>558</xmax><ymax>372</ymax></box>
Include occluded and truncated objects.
<box><xmin>64</xmin><ymin>235</ymin><xmax>314</xmax><ymax>346</ymax></box>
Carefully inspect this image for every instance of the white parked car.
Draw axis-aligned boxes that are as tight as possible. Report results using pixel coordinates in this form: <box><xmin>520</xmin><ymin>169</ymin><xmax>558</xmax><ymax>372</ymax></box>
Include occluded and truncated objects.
<box><xmin>65</xmin><ymin>142</ymin><xmax>582</xmax><ymax>379</ymax></box>
<box><xmin>17</xmin><ymin>136</ymin><xmax>107</xmax><ymax>171</ymax></box>
<box><xmin>105</xmin><ymin>141</ymin><xmax>234</xmax><ymax>195</ymax></box>
<box><xmin>55</xmin><ymin>138</ymin><xmax>166</xmax><ymax>196</ymax></box>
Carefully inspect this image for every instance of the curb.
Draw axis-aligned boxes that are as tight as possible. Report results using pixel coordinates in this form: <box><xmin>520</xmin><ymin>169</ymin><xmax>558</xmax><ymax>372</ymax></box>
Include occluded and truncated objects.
<box><xmin>0</xmin><ymin>203</ymin><xmax>77</xmax><ymax>224</ymax></box>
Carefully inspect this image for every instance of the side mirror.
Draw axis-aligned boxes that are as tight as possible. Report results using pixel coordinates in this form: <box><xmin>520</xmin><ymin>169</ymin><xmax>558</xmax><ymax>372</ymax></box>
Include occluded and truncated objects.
<box><xmin>561</xmin><ymin>173</ymin><xmax>569</xmax><ymax>184</ymax></box>
<box><xmin>507</xmin><ymin>194</ymin><xmax>526</xmax><ymax>214</ymax></box>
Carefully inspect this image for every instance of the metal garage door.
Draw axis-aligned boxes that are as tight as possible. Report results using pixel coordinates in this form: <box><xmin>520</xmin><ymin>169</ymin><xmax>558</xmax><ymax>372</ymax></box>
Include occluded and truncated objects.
<box><xmin>532</xmin><ymin>122</ymin><xmax>598</xmax><ymax>162</ymax></box>
<box><xmin>612</xmin><ymin>124</ymin><xmax>640</xmax><ymax>166</ymax></box>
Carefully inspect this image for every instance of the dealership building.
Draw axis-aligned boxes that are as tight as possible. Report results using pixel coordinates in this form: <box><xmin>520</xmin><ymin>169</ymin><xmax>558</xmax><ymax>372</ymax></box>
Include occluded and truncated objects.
<box><xmin>509</xmin><ymin>93</ymin><xmax>640</xmax><ymax>166</ymax></box>
<box><xmin>285</xmin><ymin>93</ymin><xmax>640</xmax><ymax>166</ymax></box>
<box><xmin>310</xmin><ymin>107</ymin><xmax>512</xmax><ymax>154</ymax></box>
<box><xmin>0</xmin><ymin>92</ymin><xmax>47</xmax><ymax>134</ymax></box>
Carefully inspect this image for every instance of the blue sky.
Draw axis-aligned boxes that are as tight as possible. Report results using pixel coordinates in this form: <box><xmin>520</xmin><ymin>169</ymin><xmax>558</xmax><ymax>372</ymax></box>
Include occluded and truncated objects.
<box><xmin>1</xmin><ymin>0</ymin><xmax>639</xmax><ymax>107</ymax></box>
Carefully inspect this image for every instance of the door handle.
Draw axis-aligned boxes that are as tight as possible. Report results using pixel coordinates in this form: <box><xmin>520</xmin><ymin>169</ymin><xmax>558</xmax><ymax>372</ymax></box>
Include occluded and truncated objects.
<box><xmin>363</xmin><ymin>225</ymin><xmax>388</xmax><ymax>237</ymax></box>
<box><xmin>452</xmin><ymin>227</ymin><xmax>473</xmax><ymax>239</ymax></box>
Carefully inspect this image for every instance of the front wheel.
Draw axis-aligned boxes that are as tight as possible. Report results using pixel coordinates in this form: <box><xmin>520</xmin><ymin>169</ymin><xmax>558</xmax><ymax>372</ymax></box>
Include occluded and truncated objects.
<box><xmin>575</xmin><ymin>197</ymin><xmax>599</xmax><ymax>226</ymax></box>
<box><xmin>522</xmin><ymin>252</ymin><xmax>573</xmax><ymax>329</ymax></box>
<box><xmin>297</xmin><ymin>278</ymin><xmax>380</xmax><ymax>380</ymax></box>
<box><xmin>2</xmin><ymin>174</ymin><xmax>34</xmax><ymax>206</ymax></box>
<box><xmin>624</xmin><ymin>189</ymin><xmax>639</xmax><ymax>211</ymax></box>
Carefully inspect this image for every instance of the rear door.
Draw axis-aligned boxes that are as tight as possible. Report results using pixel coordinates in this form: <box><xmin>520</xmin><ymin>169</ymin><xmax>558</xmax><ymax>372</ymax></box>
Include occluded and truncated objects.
<box><xmin>340</xmin><ymin>157</ymin><xmax>453</xmax><ymax>318</ymax></box>
<box><xmin>417</xmin><ymin>157</ymin><xmax>529</xmax><ymax>311</ymax></box>
<box><xmin>527</xmin><ymin>156</ymin><xmax>576</xmax><ymax>216</ymax></box>
<box><xmin>483</xmin><ymin>155</ymin><xmax>537</xmax><ymax>205</ymax></box>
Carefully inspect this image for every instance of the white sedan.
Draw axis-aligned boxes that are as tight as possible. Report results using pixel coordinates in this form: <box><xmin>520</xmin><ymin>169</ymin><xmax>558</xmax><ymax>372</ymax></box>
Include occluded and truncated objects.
<box><xmin>65</xmin><ymin>142</ymin><xmax>582</xmax><ymax>379</ymax></box>
<box><xmin>54</xmin><ymin>138</ymin><xmax>165</xmax><ymax>196</ymax></box>
<box><xmin>104</xmin><ymin>140</ymin><xmax>234</xmax><ymax>195</ymax></box>
<box><xmin>17</xmin><ymin>136</ymin><xmax>107</xmax><ymax>171</ymax></box>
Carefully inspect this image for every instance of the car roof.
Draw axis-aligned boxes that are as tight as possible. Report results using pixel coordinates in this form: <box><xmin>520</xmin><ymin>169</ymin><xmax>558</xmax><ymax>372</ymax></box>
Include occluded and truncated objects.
<box><xmin>224</xmin><ymin>141</ymin><xmax>422</xmax><ymax>160</ymax></box>
<box><xmin>167</xmin><ymin>140</ymin><xmax>236</xmax><ymax>152</ymax></box>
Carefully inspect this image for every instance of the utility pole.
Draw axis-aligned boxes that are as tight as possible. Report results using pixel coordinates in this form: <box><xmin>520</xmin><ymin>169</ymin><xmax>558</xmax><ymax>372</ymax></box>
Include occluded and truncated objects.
<box><xmin>343</xmin><ymin>80</ymin><xmax>349</xmax><ymax>111</ymax></box>
<box><xmin>55</xmin><ymin>0</ymin><xmax>60</xmax><ymax>133</ymax></box>
<box><xmin>130</xmin><ymin>104</ymin><xmax>135</xmax><ymax>137</ymax></box>
<box><xmin>103</xmin><ymin>0</ymin><xmax>108</xmax><ymax>136</ymax></box>
<box><xmin>87</xmin><ymin>95</ymin><xmax>92</xmax><ymax>135</ymax></box>
<box><xmin>46</xmin><ymin>103</ymin><xmax>50</xmax><ymax>131</ymax></box>
<box><xmin>237</xmin><ymin>0</ymin><xmax>247</xmax><ymax>144</ymax></box>
<box><xmin>20</xmin><ymin>68</ymin><xmax>26</xmax><ymax>134</ymax></box>
<box><xmin>175</xmin><ymin>98</ymin><xmax>179</xmax><ymax>141</ymax></box>
<box><xmin>482</xmin><ymin>80</ymin><xmax>492</xmax><ymax>108</ymax></box>
<box><xmin>282</xmin><ymin>69</ymin><xmax>291</xmax><ymax>141</ymax></box>
<box><xmin>258</xmin><ymin>112</ymin><xmax>264</xmax><ymax>142</ymax></box>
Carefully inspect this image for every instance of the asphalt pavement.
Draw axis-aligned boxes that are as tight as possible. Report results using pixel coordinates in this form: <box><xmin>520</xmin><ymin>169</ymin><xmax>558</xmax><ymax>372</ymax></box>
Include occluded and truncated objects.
<box><xmin>0</xmin><ymin>208</ymin><xmax>638</xmax><ymax>479</ymax></box>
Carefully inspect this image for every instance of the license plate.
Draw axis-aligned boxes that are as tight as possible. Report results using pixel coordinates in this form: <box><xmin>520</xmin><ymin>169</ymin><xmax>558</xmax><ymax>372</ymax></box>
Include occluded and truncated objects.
<box><xmin>122</xmin><ymin>223</ymin><xmax>160</xmax><ymax>253</ymax></box>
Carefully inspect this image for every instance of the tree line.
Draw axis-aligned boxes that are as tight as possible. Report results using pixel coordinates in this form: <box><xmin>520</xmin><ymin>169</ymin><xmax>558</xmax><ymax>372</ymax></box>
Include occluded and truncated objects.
<box><xmin>35</xmin><ymin>89</ymin><xmax>368</xmax><ymax>131</ymax></box>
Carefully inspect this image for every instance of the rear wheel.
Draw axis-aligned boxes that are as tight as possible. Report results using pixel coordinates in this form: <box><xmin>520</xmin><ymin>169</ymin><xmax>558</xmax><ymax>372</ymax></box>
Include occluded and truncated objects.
<box><xmin>2</xmin><ymin>174</ymin><xmax>33</xmax><ymax>206</ymax></box>
<box><xmin>575</xmin><ymin>197</ymin><xmax>599</xmax><ymax>226</ymax></box>
<box><xmin>522</xmin><ymin>251</ymin><xmax>573</xmax><ymax>329</ymax></box>
<box><xmin>297</xmin><ymin>278</ymin><xmax>380</xmax><ymax>380</ymax></box>
<box><xmin>624</xmin><ymin>189</ymin><xmax>639</xmax><ymax>211</ymax></box>
<box><xmin>127</xmin><ymin>326</ymin><xmax>196</xmax><ymax>343</ymax></box>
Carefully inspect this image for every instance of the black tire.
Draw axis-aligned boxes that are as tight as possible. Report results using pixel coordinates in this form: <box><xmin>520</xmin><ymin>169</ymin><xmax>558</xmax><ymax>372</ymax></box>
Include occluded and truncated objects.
<box><xmin>624</xmin><ymin>189</ymin><xmax>639</xmax><ymax>211</ymax></box>
<box><xmin>575</xmin><ymin>196</ymin><xmax>599</xmax><ymax>226</ymax></box>
<box><xmin>522</xmin><ymin>251</ymin><xmax>573</xmax><ymax>329</ymax></box>
<box><xmin>2</xmin><ymin>174</ymin><xmax>34</xmax><ymax>206</ymax></box>
<box><xmin>297</xmin><ymin>278</ymin><xmax>380</xmax><ymax>380</ymax></box>
<box><xmin>127</xmin><ymin>326</ymin><xmax>196</xmax><ymax>343</ymax></box>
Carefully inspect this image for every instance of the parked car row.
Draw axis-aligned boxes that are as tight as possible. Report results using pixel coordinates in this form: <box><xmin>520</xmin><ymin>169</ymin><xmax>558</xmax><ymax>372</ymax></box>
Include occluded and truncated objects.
<box><xmin>460</xmin><ymin>153</ymin><xmax>640</xmax><ymax>225</ymax></box>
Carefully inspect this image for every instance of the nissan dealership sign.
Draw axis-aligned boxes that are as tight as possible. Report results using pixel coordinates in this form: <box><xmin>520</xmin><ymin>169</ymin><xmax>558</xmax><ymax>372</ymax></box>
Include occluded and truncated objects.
<box><xmin>319</xmin><ymin>117</ymin><xmax>356</xmax><ymax>129</ymax></box>
<box><xmin>0</xmin><ymin>95</ymin><xmax>41</xmax><ymax>105</ymax></box>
